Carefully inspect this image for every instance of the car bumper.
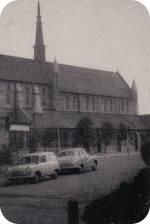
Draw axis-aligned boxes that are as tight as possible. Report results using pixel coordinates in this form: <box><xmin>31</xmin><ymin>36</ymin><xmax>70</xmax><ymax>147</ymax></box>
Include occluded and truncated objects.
<box><xmin>60</xmin><ymin>165</ymin><xmax>78</xmax><ymax>172</ymax></box>
<box><xmin>7</xmin><ymin>176</ymin><xmax>34</xmax><ymax>181</ymax></box>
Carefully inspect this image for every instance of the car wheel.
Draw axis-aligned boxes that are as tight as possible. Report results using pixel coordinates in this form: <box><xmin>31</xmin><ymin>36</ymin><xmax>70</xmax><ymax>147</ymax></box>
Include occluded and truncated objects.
<box><xmin>78</xmin><ymin>165</ymin><xmax>84</xmax><ymax>173</ymax></box>
<box><xmin>52</xmin><ymin>171</ymin><xmax>58</xmax><ymax>179</ymax></box>
<box><xmin>34</xmin><ymin>172</ymin><xmax>41</xmax><ymax>183</ymax></box>
<box><xmin>92</xmin><ymin>161</ymin><xmax>98</xmax><ymax>171</ymax></box>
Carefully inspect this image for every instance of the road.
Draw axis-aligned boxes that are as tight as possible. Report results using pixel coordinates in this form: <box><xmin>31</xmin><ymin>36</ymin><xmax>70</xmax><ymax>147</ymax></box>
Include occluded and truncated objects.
<box><xmin>0</xmin><ymin>153</ymin><xmax>145</xmax><ymax>200</ymax></box>
<box><xmin>0</xmin><ymin>153</ymin><xmax>146</xmax><ymax>224</ymax></box>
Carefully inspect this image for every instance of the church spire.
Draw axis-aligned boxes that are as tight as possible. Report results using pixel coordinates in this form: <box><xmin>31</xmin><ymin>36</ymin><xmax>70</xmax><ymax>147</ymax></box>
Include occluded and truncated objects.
<box><xmin>131</xmin><ymin>79</ymin><xmax>138</xmax><ymax>114</ymax></box>
<box><xmin>131</xmin><ymin>79</ymin><xmax>138</xmax><ymax>93</ymax></box>
<box><xmin>34</xmin><ymin>1</ymin><xmax>46</xmax><ymax>62</ymax></box>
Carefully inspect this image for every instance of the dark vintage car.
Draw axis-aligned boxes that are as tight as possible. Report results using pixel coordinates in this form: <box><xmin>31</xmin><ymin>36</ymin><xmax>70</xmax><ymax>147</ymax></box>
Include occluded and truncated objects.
<box><xmin>58</xmin><ymin>148</ymin><xmax>98</xmax><ymax>173</ymax></box>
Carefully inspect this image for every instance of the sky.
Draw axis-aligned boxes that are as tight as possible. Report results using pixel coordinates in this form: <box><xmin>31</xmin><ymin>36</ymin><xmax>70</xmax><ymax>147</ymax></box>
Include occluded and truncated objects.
<box><xmin>0</xmin><ymin>0</ymin><xmax>150</xmax><ymax>114</ymax></box>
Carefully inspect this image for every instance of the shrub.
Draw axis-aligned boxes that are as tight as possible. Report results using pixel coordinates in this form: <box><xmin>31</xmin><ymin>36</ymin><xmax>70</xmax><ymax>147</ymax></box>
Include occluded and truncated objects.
<box><xmin>82</xmin><ymin>168</ymin><xmax>150</xmax><ymax>224</ymax></box>
<box><xmin>0</xmin><ymin>145</ymin><xmax>11</xmax><ymax>166</ymax></box>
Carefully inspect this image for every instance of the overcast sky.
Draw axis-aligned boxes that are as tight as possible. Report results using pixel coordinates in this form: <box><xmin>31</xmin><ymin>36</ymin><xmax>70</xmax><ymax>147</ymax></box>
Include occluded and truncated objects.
<box><xmin>0</xmin><ymin>0</ymin><xmax>150</xmax><ymax>114</ymax></box>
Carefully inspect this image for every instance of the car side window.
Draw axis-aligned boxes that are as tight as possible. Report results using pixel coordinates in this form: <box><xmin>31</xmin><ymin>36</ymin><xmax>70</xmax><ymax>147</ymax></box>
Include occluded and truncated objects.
<box><xmin>81</xmin><ymin>149</ymin><xmax>86</xmax><ymax>156</ymax></box>
<box><xmin>40</xmin><ymin>155</ymin><xmax>47</xmax><ymax>163</ymax></box>
<box><xmin>78</xmin><ymin>151</ymin><xmax>82</xmax><ymax>157</ymax></box>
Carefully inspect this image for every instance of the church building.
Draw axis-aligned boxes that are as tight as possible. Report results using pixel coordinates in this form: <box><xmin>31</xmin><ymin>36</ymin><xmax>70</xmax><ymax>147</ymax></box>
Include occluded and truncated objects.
<box><xmin>0</xmin><ymin>2</ymin><xmax>146</xmax><ymax>158</ymax></box>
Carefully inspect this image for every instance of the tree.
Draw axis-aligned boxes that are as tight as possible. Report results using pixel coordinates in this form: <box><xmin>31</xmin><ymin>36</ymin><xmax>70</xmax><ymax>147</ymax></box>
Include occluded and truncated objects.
<box><xmin>0</xmin><ymin>144</ymin><xmax>11</xmax><ymax>166</ymax></box>
<box><xmin>141</xmin><ymin>139</ymin><xmax>150</xmax><ymax>166</ymax></box>
<box><xmin>101</xmin><ymin>122</ymin><xmax>115</xmax><ymax>153</ymax></box>
<box><xmin>75</xmin><ymin>117</ymin><xmax>95</xmax><ymax>152</ymax></box>
<box><xmin>117</xmin><ymin>123</ymin><xmax>129</xmax><ymax>152</ymax></box>
<box><xmin>140</xmin><ymin>130</ymin><xmax>150</xmax><ymax>143</ymax></box>
<box><xmin>29</xmin><ymin>129</ymin><xmax>43</xmax><ymax>152</ymax></box>
<box><xmin>41</xmin><ymin>129</ymin><xmax>57</xmax><ymax>148</ymax></box>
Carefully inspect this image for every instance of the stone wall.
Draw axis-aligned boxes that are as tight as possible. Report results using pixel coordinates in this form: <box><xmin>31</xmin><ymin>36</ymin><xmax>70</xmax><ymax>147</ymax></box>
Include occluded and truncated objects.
<box><xmin>59</xmin><ymin>92</ymin><xmax>137</xmax><ymax>115</ymax></box>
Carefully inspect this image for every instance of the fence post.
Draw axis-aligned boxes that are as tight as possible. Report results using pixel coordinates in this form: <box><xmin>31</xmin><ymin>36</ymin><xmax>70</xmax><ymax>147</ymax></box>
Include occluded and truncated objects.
<box><xmin>68</xmin><ymin>200</ymin><xmax>79</xmax><ymax>224</ymax></box>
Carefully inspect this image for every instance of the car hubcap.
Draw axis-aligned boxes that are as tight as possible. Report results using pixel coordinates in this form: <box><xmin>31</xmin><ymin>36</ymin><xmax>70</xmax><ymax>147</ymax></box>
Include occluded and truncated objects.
<box><xmin>79</xmin><ymin>166</ymin><xmax>84</xmax><ymax>173</ymax></box>
<box><xmin>92</xmin><ymin>163</ymin><xmax>97</xmax><ymax>170</ymax></box>
<box><xmin>53</xmin><ymin>171</ymin><xmax>57</xmax><ymax>179</ymax></box>
<box><xmin>35</xmin><ymin>174</ymin><xmax>40</xmax><ymax>183</ymax></box>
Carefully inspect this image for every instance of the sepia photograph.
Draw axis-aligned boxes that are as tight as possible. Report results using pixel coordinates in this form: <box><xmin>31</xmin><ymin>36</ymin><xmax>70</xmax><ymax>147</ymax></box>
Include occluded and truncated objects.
<box><xmin>0</xmin><ymin>0</ymin><xmax>150</xmax><ymax>223</ymax></box>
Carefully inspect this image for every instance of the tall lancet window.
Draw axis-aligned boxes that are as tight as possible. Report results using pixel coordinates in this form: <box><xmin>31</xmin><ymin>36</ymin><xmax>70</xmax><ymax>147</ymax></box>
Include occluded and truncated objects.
<box><xmin>41</xmin><ymin>87</ymin><xmax>49</xmax><ymax>107</ymax></box>
<box><xmin>110</xmin><ymin>98</ymin><xmax>113</xmax><ymax>112</ymax></box>
<box><xmin>86</xmin><ymin>96</ymin><xmax>89</xmax><ymax>111</ymax></box>
<box><xmin>25</xmin><ymin>86</ymin><xmax>30</xmax><ymax>106</ymax></box>
<box><xmin>73</xmin><ymin>95</ymin><xmax>77</xmax><ymax>110</ymax></box>
<box><xmin>104</xmin><ymin>99</ymin><xmax>108</xmax><ymax>112</ymax></box>
<box><xmin>92</xmin><ymin>97</ymin><xmax>96</xmax><ymax>111</ymax></box>
<box><xmin>6</xmin><ymin>83</ymin><xmax>11</xmax><ymax>104</ymax></box>
<box><xmin>42</xmin><ymin>87</ymin><xmax>46</xmax><ymax>106</ymax></box>
<box><xmin>56</xmin><ymin>74</ymin><xmax>60</xmax><ymax>89</ymax></box>
<box><xmin>66</xmin><ymin>95</ymin><xmax>70</xmax><ymax>110</ymax></box>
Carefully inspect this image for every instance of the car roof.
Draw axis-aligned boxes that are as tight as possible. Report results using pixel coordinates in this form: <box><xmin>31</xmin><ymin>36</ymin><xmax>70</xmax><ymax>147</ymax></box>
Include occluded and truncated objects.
<box><xmin>59</xmin><ymin>148</ymin><xmax>85</xmax><ymax>153</ymax></box>
<box><xmin>21</xmin><ymin>152</ymin><xmax>56</xmax><ymax>157</ymax></box>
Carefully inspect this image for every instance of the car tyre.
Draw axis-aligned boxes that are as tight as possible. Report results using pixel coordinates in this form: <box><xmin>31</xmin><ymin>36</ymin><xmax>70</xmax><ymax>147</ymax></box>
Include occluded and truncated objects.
<box><xmin>52</xmin><ymin>171</ymin><xmax>58</xmax><ymax>179</ymax></box>
<box><xmin>92</xmin><ymin>161</ymin><xmax>98</xmax><ymax>171</ymax></box>
<box><xmin>78</xmin><ymin>165</ymin><xmax>84</xmax><ymax>173</ymax></box>
<box><xmin>34</xmin><ymin>172</ymin><xmax>41</xmax><ymax>183</ymax></box>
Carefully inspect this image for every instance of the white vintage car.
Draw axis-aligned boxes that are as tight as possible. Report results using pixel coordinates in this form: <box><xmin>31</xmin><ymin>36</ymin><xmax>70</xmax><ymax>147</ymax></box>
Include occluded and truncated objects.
<box><xmin>58</xmin><ymin>148</ymin><xmax>98</xmax><ymax>173</ymax></box>
<box><xmin>5</xmin><ymin>152</ymin><xmax>60</xmax><ymax>183</ymax></box>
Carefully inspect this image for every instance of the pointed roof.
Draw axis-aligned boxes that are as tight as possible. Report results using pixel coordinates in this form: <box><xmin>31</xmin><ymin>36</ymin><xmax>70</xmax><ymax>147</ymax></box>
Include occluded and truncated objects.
<box><xmin>53</xmin><ymin>57</ymin><xmax>60</xmax><ymax>73</ymax></box>
<box><xmin>132</xmin><ymin>79</ymin><xmax>138</xmax><ymax>92</ymax></box>
<box><xmin>0</xmin><ymin>54</ymin><xmax>134</xmax><ymax>99</ymax></box>
<box><xmin>34</xmin><ymin>1</ymin><xmax>46</xmax><ymax>62</ymax></box>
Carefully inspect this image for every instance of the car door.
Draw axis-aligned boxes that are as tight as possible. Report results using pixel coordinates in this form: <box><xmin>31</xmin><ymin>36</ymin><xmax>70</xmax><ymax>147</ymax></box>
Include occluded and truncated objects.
<box><xmin>47</xmin><ymin>154</ymin><xmax>58</xmax><ymax>175</ymax></box>
<box><xmin>77</xmin><ymin>149</ymin><xmax>87</xmax><ymax>168</ymax></box>
<box><xmin>40</xmin><ymin>155</ymin><xmax>48</xmax><ymax>176</ymax></box>
<box><xmin>81</xmin><ymin>149</ymin><xmax>90</xmax><ymax>169</ymax></box>
<box><xmin>76</xmin><ymin>150</ymin><xmax>82</xmax><ymax>167</ymax></box>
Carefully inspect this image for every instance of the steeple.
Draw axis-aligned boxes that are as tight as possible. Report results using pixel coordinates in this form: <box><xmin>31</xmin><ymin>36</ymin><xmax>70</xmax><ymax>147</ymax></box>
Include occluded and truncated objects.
<box><xmin>131</xmin><ymin>79</ymin><xmax>138</xmax><ymax>114</ymax></box>
<box><xmin>53</xmin><ymin>57</ymin><xmax>60</xmax><ymax>73</ymax></box>
<box><xmin>34</xmin><ymin>1</ymin><xmax>46</xmax><ymax>62</ymax></box>
<box><xmin>132</xmin><ymin>79</ymin><xmax>138</xmax><ymax>93</ymax></box>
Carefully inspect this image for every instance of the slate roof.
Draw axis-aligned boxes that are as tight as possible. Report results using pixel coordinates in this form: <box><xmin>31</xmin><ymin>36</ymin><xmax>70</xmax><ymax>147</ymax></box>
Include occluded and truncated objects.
<box><xmin>42</xmin><ymin>111</ymin><xmax>146</xmax><ymax>130</ymax></box>
<box><xmin>59</xmin><ymin>64</ymin><xmax>133</xmax><ymax>98</ymax></box>
<box><xmin>0</xmin><ymin>54</ymin><xmax>51</xmax><ymax>84</ymax></box>
<box><xmin>140</xmin><ymin>115</ymin><xmax>150</xmax><ymax>129</ymax></box>
<box><xmin>0</xmin><ymin>54</ymin><xmax>134</xmax><ymax>99</ymax></box>
<box><xmin>9</xmin><ymin>108</ymin><xmax>32</xmax><ymax>125</ymax></box>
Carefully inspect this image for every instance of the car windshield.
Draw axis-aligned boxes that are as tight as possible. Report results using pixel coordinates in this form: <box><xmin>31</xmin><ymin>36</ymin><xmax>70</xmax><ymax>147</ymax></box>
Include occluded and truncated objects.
<box><xmin>20</xmin><ymin>156</ymin><xmax>39</xmax><ymax>165</ymax></box>
<box><xmin>58</xmin><ymin>151</ymin><xmax>75</xmax><ymax>157</ymax></box>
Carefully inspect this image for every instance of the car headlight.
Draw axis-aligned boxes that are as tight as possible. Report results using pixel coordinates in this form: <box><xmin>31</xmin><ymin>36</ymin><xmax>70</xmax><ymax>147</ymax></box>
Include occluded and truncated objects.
<box><xmin>25</xmin><ymin>167</ymin><xmax>32</xmax><ymax>176</ymax></box>
<box><xmin>4</xmin><ymin>168</ymin><xmax>9</xmax><ymax>176</ymax></box>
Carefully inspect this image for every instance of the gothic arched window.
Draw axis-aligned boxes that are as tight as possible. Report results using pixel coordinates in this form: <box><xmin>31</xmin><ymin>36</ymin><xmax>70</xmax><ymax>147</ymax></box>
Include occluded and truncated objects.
<box><xmin>110</xmin><ymin>98</ymin><xmax>113</xmax><ymax>112</ymax></box>
<box><xmin>104</xmin><ymin>99</ymin><xmax>108</xmax><ymax>112</ymax></box>
<box><xmin>92</xmin><ymin>97</ymin><xmax>96</xmax><ymax>111</ymax></box>
<box><xmin>42</xmin><ymin>87</ymin><xmax>46</xmax><ymax>106</ymax></box>
<box><xmin>86</xmin><ymin>96</ymin><xmax>89</xmax><ymax>111</ymax></box>
<box><xmin>66</xmin><ymin>95</ymin><xmax>70</xmax><ymax>110</ymax></box>
<box><xmin>25</xmin><ymin>86</ymin><xmax>30</xmax><ymax>106</ymax></box>
<box><xmin>121</xmin><ymin>99</ymin><xmax>124</xmax><ymax>113</ymax></box>
<box><xmin>73</xmin><ymin>95</ymin><xmax>77</xmax><ymax>110</ymax></box>
<box><xmin>41</xmin><ymin>87</ymin><xmax>49</xmax><ymax>107</ymax></box>
<box><xmin>6</xmin><ymin>83</ymin><xmax>11</xmax><ymax>104</ymax></box>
